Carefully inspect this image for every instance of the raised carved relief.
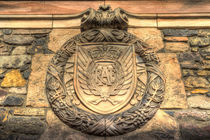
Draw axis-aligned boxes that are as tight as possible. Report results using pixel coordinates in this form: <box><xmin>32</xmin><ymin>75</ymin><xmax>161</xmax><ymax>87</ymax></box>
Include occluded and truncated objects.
<box><xmin>45</xmin><ymin>5</ymin><xmax>165</xmax><ymax>136</ymax></box>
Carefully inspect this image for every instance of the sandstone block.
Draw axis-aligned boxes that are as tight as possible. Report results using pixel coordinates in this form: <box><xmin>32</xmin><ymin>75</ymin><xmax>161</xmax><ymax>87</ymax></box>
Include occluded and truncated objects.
<box><xmin>48</xmin><ymin>29</ymin><xmax>80</xmax><ymax>52</ymax></box>
<box><xmin>1</xmin><ymin>69</ymin><xmax>26</xmax><ymax>87</ymax></box>
<box><xmin>0</xmin><ymin>55</ymin><xmax>31</xmax><ymax>69</ymax></box>
<box><xmin>191</xmin><ymin>89</ymin><xmax>209</xmax><ymax>94</ymax></box>
<box><xmin>165</xmin><ymin>42</ymin><xmax>189</xmax><ymax>53</ymax></box>
<box><xmin>158</xmin><ymin>53</ymin><xmax>188</xmax><ymax>109</ymax></box>
<box><xmin>188</xmin><ymin>95</ymin><xmax>210</xmax><ymax>109</ymax></box>
<box><xmin>164</xmin><ymin>36</ymin><xmax>188</xmax><ymax>42</ymax></box>
<box><xmin>26</xmin><ymin>54</ymin><xmax>53</xmax><ymax>107</ymax></box>
<box><xmin>128</xmin><ymin>28</ymin><xmax>164</xmax><ymax>52</ymax></box>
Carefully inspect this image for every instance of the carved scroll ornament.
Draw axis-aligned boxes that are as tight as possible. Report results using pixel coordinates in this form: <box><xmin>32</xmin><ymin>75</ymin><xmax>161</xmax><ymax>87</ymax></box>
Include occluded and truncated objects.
<box><xmin>45</xmin><ymin>5</ymin><xmax>165</xmax><ymax>136</ymax></box>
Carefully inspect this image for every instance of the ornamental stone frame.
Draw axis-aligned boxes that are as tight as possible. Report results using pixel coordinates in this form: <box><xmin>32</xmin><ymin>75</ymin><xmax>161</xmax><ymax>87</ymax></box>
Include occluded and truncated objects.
<box><xmin>45</xmin><ymin>5</ymin><xmax>165</xmax><ymax>136</ymax></box>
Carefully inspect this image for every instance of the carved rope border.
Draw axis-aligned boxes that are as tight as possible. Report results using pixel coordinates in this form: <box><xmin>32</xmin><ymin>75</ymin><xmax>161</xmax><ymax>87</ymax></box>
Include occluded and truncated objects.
<box><xmin>45</xmin><ymin>29</ymin><xmax>165</xmax><ymax>136</ymax></box>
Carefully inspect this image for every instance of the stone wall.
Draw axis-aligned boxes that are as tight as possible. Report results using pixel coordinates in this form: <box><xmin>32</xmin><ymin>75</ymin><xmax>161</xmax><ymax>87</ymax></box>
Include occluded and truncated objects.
<box><xmin>0</xmin><ymin>28</ymin><xmax>209</xmax><ymax>140</ymax></box>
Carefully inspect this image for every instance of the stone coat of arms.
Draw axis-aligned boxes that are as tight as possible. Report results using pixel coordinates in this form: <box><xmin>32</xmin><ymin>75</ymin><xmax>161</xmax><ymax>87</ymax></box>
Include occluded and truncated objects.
<box><xmin>45</xmin><ymin>5</ymin><xmax>165</xmax><ymax>136</ymax></box>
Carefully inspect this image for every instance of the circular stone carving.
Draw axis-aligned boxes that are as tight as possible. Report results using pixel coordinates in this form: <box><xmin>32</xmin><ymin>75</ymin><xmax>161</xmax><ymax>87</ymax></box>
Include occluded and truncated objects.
<box><xmin>45</xmin><ymin>29</ymin><xmax>165</xmax><ymax>136</ymax></box>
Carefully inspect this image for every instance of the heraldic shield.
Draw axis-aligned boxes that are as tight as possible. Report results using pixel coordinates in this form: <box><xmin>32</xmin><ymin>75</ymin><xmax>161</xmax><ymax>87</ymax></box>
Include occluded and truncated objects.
<box><xmin>74</xmin><ymin>43</ymin><xmax>136</xmax><ymax>114</ymax></box>
<box><xmin>45</xmin><ymin>5</ymin><xmax>165</xmax><ymax>136</ymax></box>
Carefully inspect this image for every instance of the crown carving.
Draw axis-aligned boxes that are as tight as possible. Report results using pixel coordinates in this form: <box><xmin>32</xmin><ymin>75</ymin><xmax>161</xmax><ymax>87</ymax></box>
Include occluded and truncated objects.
<box><xmin>81</xmin><ymin>5</ymin><xmax>128</xmax><ymax>32</ymax></box>
<box><xmin>88</xmin><ymin>46</ymin><xmax>121</xmax><ymax>60</ymax></box>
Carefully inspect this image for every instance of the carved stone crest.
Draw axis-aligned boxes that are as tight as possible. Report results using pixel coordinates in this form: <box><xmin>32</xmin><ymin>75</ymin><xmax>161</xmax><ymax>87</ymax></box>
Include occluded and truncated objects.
<box><xmin>45</xmin><ymin>5</ymin><xmax>165</xmax><ymax>136</ymax></box>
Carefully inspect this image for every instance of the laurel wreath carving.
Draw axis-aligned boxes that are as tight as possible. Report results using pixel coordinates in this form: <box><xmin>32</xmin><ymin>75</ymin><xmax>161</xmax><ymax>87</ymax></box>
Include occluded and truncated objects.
<box><xmin>45</xmin><ymin>29</ymin><xmax>165</xmax><ymax>136</ymax></box>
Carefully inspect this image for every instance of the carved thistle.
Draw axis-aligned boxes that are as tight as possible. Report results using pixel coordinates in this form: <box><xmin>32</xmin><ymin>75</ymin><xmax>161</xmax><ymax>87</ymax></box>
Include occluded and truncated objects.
<box><xmin>45</xmin><ymin>5</ymin><xmax>165</xmax><ymax>136</ymax></box>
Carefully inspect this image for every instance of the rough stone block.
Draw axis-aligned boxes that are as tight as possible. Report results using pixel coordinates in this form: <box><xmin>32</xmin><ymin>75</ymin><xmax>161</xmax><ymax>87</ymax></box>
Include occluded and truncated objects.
<box><xmin>0</xmin><ymin>55</ymin><xmax>31</xmax><ymax>69</ymax></box>
<box><xmin>162</xmin><ymin>29</ymin><xmax>198</xmax><ymax>37</ymax></box>
<box><xmin>158</xmin><ymin>53</ymin><xmax>188</xmax><ymax>109</ymax></box>
<box><xmin>14</xmin><ymin>108</ymin><xmax>45</xmax><ymax>116</ymax></box>
<box><xmin>128</xmin><ymin>28</ymin><xmax>164</xmax><ymax>52</ymax></box>
<box><xmin>26</xmin><ymin>54</ymin><xmax>53</xmax><ymax>107</ymax></box>
<box><xmin>3</xmin><ymin>35</ymin><xmax>34</xmax><ymax>45</ymax></box>
<box><xmin>12</xmin><ymin>46</ymin><xmax>26</xmax><ymax>55</ymax></box>
<box><xmin>188</xmin><ymin>95</ymin><xmax>210</xmax><ymax>109</ymax></box>
<box><xmin>189</xmin><ymin>36</ymin><xmax>210</xmax><ymax>47</ymax></box>
<box><xmin>1</xmin><ymin>69</ymin><xmax>26</xmax><ymax>87</ymax></box>
<box><xmin>184</xmin><ymin>76</ymin><xmax>209</xmax><ymax>88</ymax></box>
<box><xmin>3</xmin><ymin>96</ymin><xmax>24</xmax><ymax>106</ymax></box>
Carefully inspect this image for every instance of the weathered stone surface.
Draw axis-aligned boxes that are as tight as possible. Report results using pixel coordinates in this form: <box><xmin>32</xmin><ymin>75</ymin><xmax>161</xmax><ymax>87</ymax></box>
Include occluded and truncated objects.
<box><xmin>3</xmin><ymin>96</ymin><xmax>24</xmax><ymax>106</ymax></box>
<box><xmin>40</xmin><ymin>110</ymin><xmax>105</xmax><ymax>140</ymax></box>
<box><xmin>182</xmin><ymin>69</ymin><xmax>194</xmax><ymax>77</ymax></box>
<box><xmin>0</xmin><ymin>55</ymin><xmax>31</xmax><ymax>68</ymax></box>
<box><xmin>107</xmin><ymin>110</ymin><xmax>178</xmax><ymax>140</ymax></box>
<box><xmin>2</xmin><ymin>29</ymin><xmax>12</xmax><ymax>35</ymax></box>
<box><xmin>14</xmin><ymin>108</ymin><xmax>45</xmax><ymax>116</ymax></box>
<box><xmin>198</xmin><ymin>29</ymin><xmax>210</xmax><ymax>36</ymax></box>
<box><xmin>164</xmin><ymin>36</ymin><xmax>188</xmax><ymax>42</ymax></box>
<box><xmin>158</xmin><ymin>53</ymin><xmax>188</xmax><ymax>109</ymax></box>
<box><xmin>0</xmin><ymin>44</ymin><xmax>11</xmax><ymax>56</ymax></box>
<box><xmin>191</xmin><ymin>47</ymin><xmax>199</xmax><ymax>52</ymax></box>
<box><xmin>3</xmin><ymin>35</ymin><xmax>34</xmax><ymax>45</ymax></box>
<box><xmin>0</xmin><ymin>108</ymin><xmax>9</xmax><ymax>123</ymax></box>
<box><xmin>189</xmin><ymin>36</ymin><xmax>210</xmax><ymax>47</ymax></box>
<box><xmin>26</xmin><ymin>54</ymin><xmax>53</xmax><ymax>107</ymax></box>
<box><xmin>184</xmin><ymin>76</ymin><xmax>209</xmax><ymax>88</ymax></box>
<box><xmin>1</xmin><ymin>69</ymin><xmax>26</xmax><ymax>87</ymax></box>
<box><xmin>129</xmin><ymin>28</ymin><xmax>164</xmax><ymax>52</ymax></box>
<box><xmin>188</xmin><ymin>95</ymin><xmax>210</xmax><ymax>109</ymax></box>
<box><xmin>197</xmin><ymin>70</ymin><xmax>210</xmax><ymax>76</ymax></box>
<box><xmin>3</xmin><ymin>116</ymin><xmax>46</xmax><ymax>135</ymax></box>
<box><xmin>200</xmin><ymin>46</ymin><xmax>210</xmax><ymax>59</ymax></box>
<box><xmin>191</xmin><ymin>89</ymin><xmax>209</xmax><ymax>94</ymax></box>
<box><xmin>0</xmin><ymin>89</ymin><xmax>7</xmax><ymax>105</ymax></box>
<box><xmin>6</xmin><ymin>87</ymin><xmax>27</xmax><ymax>94</ymax></box>
<box><xmin>0</xmin><ymin>68</ymin><xmax>6</xmax><ymax>79</ymax></box>
<box><xmin>48</xmin><ymin>29</ymin><xmax>80</xmax><ymax>52</ymax></box>
<box><xmin>162</xmin><ymin>29</ymin><xmax>197</xmax><ymax>36</ymax></box>
<box><xmin>178</xmin><ymin>52</ymin><xmax>203</xmax><ymax>69</ymax></box>
<box><xmin>11</xmin><ymin>46</ymin><xmax>26</xmax><ymax>55</ymax></box>
<box><xmin>175</xmin><ymin>109</ymin><xmax>210</xmax><ymax>140</ymax></box>
<box><xmin>178</xmin><ymin>52</ymin><xmax>202</xmax><ymax>63</ymax></box>
<box><xmin>175</xmin><ymin>109</ymin><xmax>210</xmax><ymax>121</ymax></box>
<box><xmin>165</xmin><ymin>42</ymin><xmax>189</xmax><ymax>52</ymax></box>
<box><xmin>13</xmin><ymin>29</ymin><xmax>51</xmax><ymax>35</ymax></box>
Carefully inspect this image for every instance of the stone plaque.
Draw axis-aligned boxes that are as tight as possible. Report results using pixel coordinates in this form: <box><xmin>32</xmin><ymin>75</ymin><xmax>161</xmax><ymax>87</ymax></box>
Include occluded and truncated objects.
<box><xmin>45</xmin><ymin>5</ymin><xmax>165</xmax><ymax>136</ymax></box>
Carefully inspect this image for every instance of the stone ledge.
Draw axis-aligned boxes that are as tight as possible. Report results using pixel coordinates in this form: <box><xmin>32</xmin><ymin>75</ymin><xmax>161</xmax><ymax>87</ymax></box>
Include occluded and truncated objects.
<box><xmin>1</xmin><ymin>13</ymin><xmax>210</xmax><ymax>28</ymax></box>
